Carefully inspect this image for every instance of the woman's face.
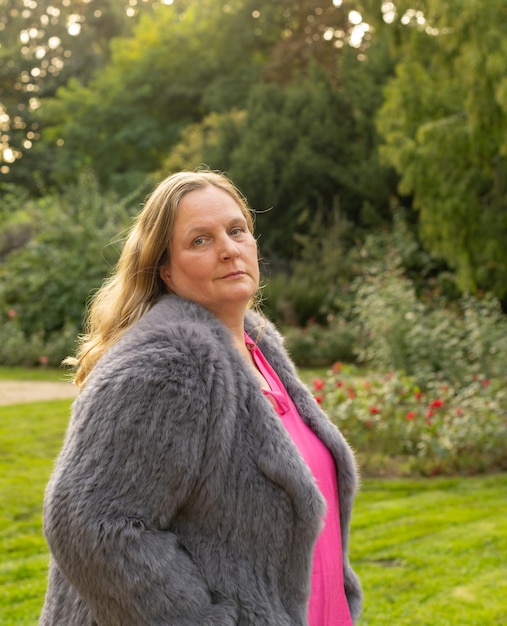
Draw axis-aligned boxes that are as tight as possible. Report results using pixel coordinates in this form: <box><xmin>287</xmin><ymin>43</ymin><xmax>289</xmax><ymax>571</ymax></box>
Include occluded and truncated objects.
<box><xmin>160</xmin><ymin>185</ymin><xmax>260</xmax><ymax>324</ymax></box>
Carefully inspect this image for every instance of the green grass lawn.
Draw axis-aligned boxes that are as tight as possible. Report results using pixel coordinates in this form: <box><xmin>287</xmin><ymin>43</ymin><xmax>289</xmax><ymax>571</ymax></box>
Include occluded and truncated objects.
<box><xmin>352</xmin><ymin>477</ymin><xmax>507</xmax><ymax>625</ymax></box>
<box><xmin>1</xmin><ymin>397</ymin><xmax>506</xmax><ymax>625</ymax></box>
<box><xmin>0</xmin><ymin>400</ymin><xmax>71</xmax><ymax>625</ymax></box>
<box><xmin>0</xmin><ymin>366</ymin><xmax>70</xmax><ymax>383</ymax></box>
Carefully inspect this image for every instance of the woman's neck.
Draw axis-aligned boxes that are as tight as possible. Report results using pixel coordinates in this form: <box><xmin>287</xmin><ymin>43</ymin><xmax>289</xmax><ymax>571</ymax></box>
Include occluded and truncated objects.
<box><xmin>228</xmin><ymin>322</ymin><xmax>270</xmax><ymax>391</ymax></box>
<box><xmin>213</xmin><ymin>308</ymin><xmax>247</xmax><ymax>344</ymax></box>
<box><xmin>209</xmin><ymin>307</ymin><xmax>269</xmax><ymax>389</ymax></box>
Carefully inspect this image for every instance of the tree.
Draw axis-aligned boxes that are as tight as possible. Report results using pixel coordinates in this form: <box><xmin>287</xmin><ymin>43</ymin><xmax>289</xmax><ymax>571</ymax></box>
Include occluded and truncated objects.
<box><xmin>193</xmin><ymin>47</ymin><xmax>394</xmax><ymax>261</ymax></box>
<box><xmin>29</xmin><ymin>0</ymin><xmax>272</xmax><ymax>191</ymax></box>
<box><xmin>377</xmin><ymin>0</ymin><xmax>507</xmax><ymax>300</ymax></box>
<box><xmin>159</xmin><ymin>29</ymin><xmax>396</xmax><ymax>261</ymax></box>
<box><xmin>252</xmin><ymin>0</ymin><xmax>365</xmax><ymax>84</ymax></box>
<box><xmin>10</xmin><ymin>0</ymin><xmax>381</xmax><ymax>194</ymax></box>
<box><xmin>0</xmin><ymin>0</ymin><xmax>139</xmax><ymax>191</ymax></box>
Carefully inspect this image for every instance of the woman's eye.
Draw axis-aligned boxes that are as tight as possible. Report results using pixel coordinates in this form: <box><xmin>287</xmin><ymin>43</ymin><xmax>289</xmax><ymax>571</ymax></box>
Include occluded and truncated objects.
<box><xmin>230</xmin><ymin>227</ymin><xmax>245</xmax><ymax>237</ymax></box>
<box><xmin>192</xmin><ymin>237</ymin><xmax>206</xmax><ymax>247</ymax></box>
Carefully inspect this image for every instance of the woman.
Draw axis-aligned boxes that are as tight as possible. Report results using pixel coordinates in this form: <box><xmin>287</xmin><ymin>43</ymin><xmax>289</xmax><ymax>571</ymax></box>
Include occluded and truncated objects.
<box><xmin>40</xmin><ymin>170</ymin><xmax>362</xmax><ymax>625</ymax></box>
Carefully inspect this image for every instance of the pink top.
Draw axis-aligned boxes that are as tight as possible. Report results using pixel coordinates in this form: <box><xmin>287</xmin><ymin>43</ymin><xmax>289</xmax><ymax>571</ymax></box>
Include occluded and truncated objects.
<box><xmin>245</xmin><ymin>334</ymin><xmax>353</xmax><ymax>626</ymax></box>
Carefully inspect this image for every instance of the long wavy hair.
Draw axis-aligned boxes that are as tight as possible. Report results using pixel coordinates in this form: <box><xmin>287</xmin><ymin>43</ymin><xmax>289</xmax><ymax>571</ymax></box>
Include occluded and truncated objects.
<box><xmin>67</xmin><ymin>170</ymin><xmax>257</xmax><ymax>388</ymax></box>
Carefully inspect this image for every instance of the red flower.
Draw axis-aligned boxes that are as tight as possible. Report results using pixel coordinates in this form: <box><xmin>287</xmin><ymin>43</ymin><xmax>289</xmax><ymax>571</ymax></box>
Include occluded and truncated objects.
<box><xmin>455</xmin><ymin>407</ymin><xmax>464</xmax><ymax>416</ymax></box>
<box><xmin>414</xmin><ymin>391</ymin><xmax>423</xmax><ymax>400</ymax></box>
<box><xmin>429</xmin><ymin>399</ymin><xmax>444</xmax><ymax>409</ymax></box>
<box><xmin>426</xmin><ymin>409</ymin><xmax>435</xmax><ymax>418</ymax></box>
<box><xmin>369</xmin><ymin>406</ymin><xmax>380</xmax><ymax>414</ymax></box>
<box><xmin>365</xmin><ymin>420</ymin><xmax>373</xmax><ymax>429</ymax></box>
<box><xmin>481</xmin><ymin>379</ymin><xmax>491</xmax><ymax>387</ymax></box>
<box><xmin>315</xmin><ymin>395</ymin><xmax>323</xmax><ymax>404</ymax></box>
<box><xmin>7</xmin><ymin>309</ymin><xmax>17</xmax><ymax>318</ymax></box>
<box><xmin>348</xmin><ymin>392</ymin><xmax>356</xmax><ymax>399</ymax></box>
<box><xmin>332</xmin><ymin>362</ymin><xmax>343</xmax><ymax>373</ymax></box>
<box><xmin>336</xmin><ymin>380</ymin><xmax>344</xmax><ymax>388</ymax></box>
<box><xmin>405</xmin><ymin>411</ymin><xmax>416</xmax><ymax>421</ymax></box>
<box><xmin>312</xmin><ymin>378</ymin><xmax>325</xmax><ymax>391</ymax></box>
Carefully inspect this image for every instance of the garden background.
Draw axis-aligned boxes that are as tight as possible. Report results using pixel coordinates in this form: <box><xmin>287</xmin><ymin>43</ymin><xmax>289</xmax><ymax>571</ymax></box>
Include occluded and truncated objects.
<box><xmin>1</xmin><ymin>0</ymin><xmax>506</xmax><ymax>623</ymax></box>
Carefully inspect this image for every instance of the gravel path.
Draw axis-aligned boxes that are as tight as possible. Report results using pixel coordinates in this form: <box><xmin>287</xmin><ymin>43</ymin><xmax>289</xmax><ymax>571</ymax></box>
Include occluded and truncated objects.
<box><xmin>0</xmin><ymin>380</ymin><xmax>79</xmax><ymax>406</ymax></box>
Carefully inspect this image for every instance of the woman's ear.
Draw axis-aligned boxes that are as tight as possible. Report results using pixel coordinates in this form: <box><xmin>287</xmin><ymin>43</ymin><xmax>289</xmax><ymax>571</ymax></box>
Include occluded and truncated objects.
<box><xmin>159</xmin><ymin>263</ymin><xmax>173</xmax><ymax>291</ymax></box>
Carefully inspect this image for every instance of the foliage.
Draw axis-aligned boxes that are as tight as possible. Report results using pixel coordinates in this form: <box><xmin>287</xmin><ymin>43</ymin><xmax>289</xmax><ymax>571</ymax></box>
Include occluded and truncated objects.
<box><xmin>255</xmin><ymin>0</ymin><xmax>363</xmax><ymax>84</ymax></box>
<box><xmin>258</xmin><ymin>202</ymin><xmax>360</xmax><ymax>332</ymax></box>
<box><xmin>161</xmin><ymin>109</ymin><xmax>247</xmax><ymax>175</ymax></box>
<box><xmin>261</xmin><ymin>207</ymin><xmax>440</xmax><ymax>354</ymax></box>
<box><xmin>3</xmin><ymin>0</ymin><xmax>507</xmax><ymax>317</ymax></box>
<box><xmin>311</xmin><ymin>365</ymin><xmax>507</xmax><ymax>477</ymax></box>
<box><xmin>353</xmin><ymin>265</ymin><xmax>507</xmax><ymax>386</ymax></box>
<box><xmin>347</xmin><ymin>207</ymin><xmax>458</xmax><ymax>300</ymax></box>
<box><xmin>163</xmin><ymin>69</ymin><xmax>367</xmax><ymax>258</ymax></box>
<box><xmin>262</xmin><ymin>208</ymin><xmax>505</xmax><ymax>380</ymax></box>
<box><xmin>32</xmin><ymin>0</ymin><xmax>268</xmax><ymax>191</ymax></box>
<box><xmin>2</xmin><ymin>0</ymin><xmax>397</xmax><ymax>255</ymax></box>
<box><xmin>284</xmin><ymin>319</ymin><xmax>356</xmax><ymax>367</ymax></box>
<box><xmin>0</xmin><ymin>184</ymin><xmax>36</xmax><ymax>258</ymax></box>
<box><xmin>377</xmin><ymin>0</ymin><xmax>507</xmax><ymax>300</ymax></box>
<box><xmin>1</xmin><ymin>0</ymin><xmax>399</xmax><ymax>289</ymax></box>
<box><xmin>259</xmin><ymin>206</ymin><xmax>361</xmax><ymax>362</ymax></box>
<box><xmin>134</xmin><ymin>38</ymin><xmax>395</xmax><ymax>263</ymax></box>
<box><xmin>0</xmin><ymin>0</ymin><xmax>138</xmax><ymax>191</ymax></box>
<box><xmin>261</xmin><ymin>272</ymin><xmax>327</xmax><ymax>328</ymax></box>
<box><xmin>217</xmin><ymin>55</ymin><xmax>394</xmax><ymax>258</ymax></box>
<box><xmin>0</xmin><ymin>171</ymin><xmax>139</xmax><ymax>364</ymax></box>
<box><xmin>1</xmin><ymin>397</ymin><xmax>506</xmax><ymax>624</ymax></box>
<box><xmin>0</xmin><ymin>312</ymin><xmax>77</xmax><ymax>368</ymax></box>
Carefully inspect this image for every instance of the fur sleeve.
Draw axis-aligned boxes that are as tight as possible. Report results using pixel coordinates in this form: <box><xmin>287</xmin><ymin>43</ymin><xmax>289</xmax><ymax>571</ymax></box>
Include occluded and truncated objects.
<box><xmin>43</xmin><ymin>330</ymin><xmax>237</xmax><ymax>625</ymax></box>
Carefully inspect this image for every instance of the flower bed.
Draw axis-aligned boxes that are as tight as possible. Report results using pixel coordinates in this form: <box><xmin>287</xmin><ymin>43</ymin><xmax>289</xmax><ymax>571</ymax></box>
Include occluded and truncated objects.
<box><xmin>313</xmin><ymin>364</ymin><xmax>507</xmax><ymax>477</ymax></box>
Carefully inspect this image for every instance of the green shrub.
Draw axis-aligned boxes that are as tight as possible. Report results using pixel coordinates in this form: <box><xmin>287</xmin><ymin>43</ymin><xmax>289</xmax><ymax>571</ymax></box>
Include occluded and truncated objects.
<box><xmin>283</xmin><ymin>319</ymin><xmax>357</xmax><ymax>367</ymax></box>
<box><xmin>0</xmin><ymin>172</ymin><xmax>140</xmax><ymax>365</ymax></box>
<box><xmin>261</xmin><ymin>273</ymin><xmax>329</xmax><ymax>327</ymax></box>
<box><xmin>260</xmin><ymin>203</ymin><xmax>358</xmax><ymax>328</ymax></box>
<box><xmin>0</xmin><ymin>312</ymin><xmax>77</xmax><ymax>367</ymax></box>
<box><xmin>352</xmin><ymin>266</ymin><xmax>507</xmax><ymax>386</ymax></box>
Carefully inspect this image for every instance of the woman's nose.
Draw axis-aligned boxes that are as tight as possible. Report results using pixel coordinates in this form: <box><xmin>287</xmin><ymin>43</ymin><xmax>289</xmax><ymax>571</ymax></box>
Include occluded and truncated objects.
<box><xmin>219</xmin><ymin>236</ymin><xmax>240</xmax><ymax>260</ymax></box>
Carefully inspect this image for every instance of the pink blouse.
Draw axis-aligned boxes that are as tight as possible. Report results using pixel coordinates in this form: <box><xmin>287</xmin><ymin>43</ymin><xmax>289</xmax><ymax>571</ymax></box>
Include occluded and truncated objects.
<box><xmin>245</xmin><ymin>333</ymin><xmax>353</xmax><ymax>626</ymax></box>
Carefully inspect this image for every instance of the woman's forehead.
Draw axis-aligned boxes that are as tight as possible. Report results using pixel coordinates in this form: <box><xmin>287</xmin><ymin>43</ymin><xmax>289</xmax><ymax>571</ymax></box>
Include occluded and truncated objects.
<box><xmin>176</xmin><ymin>187</ymin><xmax>246</xmax><ymax>224</ymax></box>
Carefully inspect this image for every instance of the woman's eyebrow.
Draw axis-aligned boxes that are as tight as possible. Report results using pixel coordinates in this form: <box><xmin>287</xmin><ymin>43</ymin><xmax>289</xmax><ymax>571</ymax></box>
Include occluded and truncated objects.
<box><xmin>184</xmin><ymin>217</ymin><xmax>247</xmax><ymax>237</ymax></box>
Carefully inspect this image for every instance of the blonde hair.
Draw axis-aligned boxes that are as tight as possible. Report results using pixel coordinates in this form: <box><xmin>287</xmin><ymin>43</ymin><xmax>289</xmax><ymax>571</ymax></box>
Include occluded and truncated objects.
<box><xmin>68</xmin><ymin>170</ymin><xmax>256</xmax><ymax>388</ymax></box>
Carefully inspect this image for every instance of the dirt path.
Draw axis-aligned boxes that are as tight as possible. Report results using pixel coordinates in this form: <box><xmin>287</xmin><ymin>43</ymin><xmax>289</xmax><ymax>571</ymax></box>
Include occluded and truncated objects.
<box><xmin>0</xmin><ymin>380</ymin><xmax>79</xmax><ymax>406</ymax></box>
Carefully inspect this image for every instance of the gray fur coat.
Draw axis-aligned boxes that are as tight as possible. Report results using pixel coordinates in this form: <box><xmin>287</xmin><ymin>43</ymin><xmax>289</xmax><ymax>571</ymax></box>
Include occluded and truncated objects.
<box><xmin>40</xmin><ymin>295</ymin><xmax>362</xmax><ymax>625</ymax></box>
